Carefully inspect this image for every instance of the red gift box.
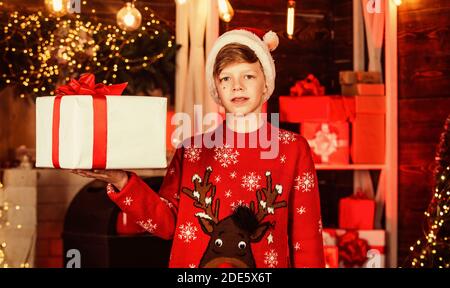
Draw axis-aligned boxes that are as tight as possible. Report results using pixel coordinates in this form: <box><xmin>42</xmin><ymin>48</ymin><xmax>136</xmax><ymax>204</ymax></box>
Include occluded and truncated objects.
<box><xmin>279</xmin><ymin>96</ymin><xmax>355</xmax><ymax>123</ymax></box>
<box><xmin>339</xmin><ymin>71</ymin><xmax>383</xmax><ymax>85</ymax></box>
<box><xmin>351</xmin><ymin>95</ymin><xmax>385</xmax><ymax>164</ymax></box>
<box><xmin>338</xmin><ymin>193</ymin><xmax>375</xmax><ymax>230</ymax></box>
<box><xmin>341</xmin><ymin>84</ymin><xmax>385</xmax><ymax>96</ymax></box>
<box><xmin>301</xmin><ymin>122</ymin><xmax>349</xmax><ymax>164</ymax></box>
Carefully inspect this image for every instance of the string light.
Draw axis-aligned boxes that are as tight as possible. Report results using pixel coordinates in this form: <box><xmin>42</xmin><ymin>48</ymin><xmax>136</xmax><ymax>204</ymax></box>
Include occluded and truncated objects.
<box><xmin>0</xmin><ymin>176</ymin><xmax>31</xmax><ymax>268</ymax></box>
<box><xmin>116</xmin><ymin>1</ymin><xmax>142</xmax><ymax>32</ymax></box>
<box><xmin>1</xmin><ymin>6</ymin><xmax>177</xmax><ymax>98</ymax></box>
<box><xmin>286</xmin><ymin>1</ymin><xmax>296</xmax><ymax>40</ymax></box>
<box><xmin>218</xmin><ymin>0</ymin><xmax>234</xmax><ymax>23</ymax></box>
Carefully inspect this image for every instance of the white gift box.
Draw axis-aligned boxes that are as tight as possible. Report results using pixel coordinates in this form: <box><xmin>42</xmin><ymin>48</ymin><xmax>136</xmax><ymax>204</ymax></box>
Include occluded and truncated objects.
<box><xmin>36</xmin><ymin>95</ymin><xmax>167</xmax><ymax>169</ymax></box>
<box><xmin>322</xmin><ymin>229</ymin><xmax>386</xmax><ymax>268</ymax></box>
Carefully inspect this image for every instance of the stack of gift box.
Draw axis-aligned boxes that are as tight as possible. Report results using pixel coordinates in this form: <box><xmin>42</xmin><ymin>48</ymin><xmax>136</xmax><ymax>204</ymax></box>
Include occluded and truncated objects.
<box><xmin>281</xmin><ymin>73</ymin><xmax>386</xmax><ymax>267</ymax></box>
<box><xmin>340</xmin><ymin>71</ymin><xmax>385</xmax><ymax>164</ymax></box>
<box><xmin>322</xmin><ymin>192</ymin><xmax>385</xmax><ymax>268</ymax></box>
<box><xmin>279</xmin><ymin>71</ymin><xmax>385</xmax><ymax>165</ymax></box>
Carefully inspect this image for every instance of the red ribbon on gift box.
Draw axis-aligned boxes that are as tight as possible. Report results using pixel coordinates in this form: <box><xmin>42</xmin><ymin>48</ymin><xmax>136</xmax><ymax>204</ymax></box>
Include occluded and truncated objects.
<box><xmin>290</xmin><ymin>74</ymin><xmax>325</xmax><ymax>96</ymax></box>
<box><xmin>52</xmin><ymin>73</ymin><xmax>127</xmax><ymax>168</ymax></box>
<box><xmin>351</xmin><ymin>189</ymin><xmax>371</xmax><ymax>200</ymax></box>
<box><xmin>323</xmin><ymin>229</ymin><xmax>385</xmax><ymax>268</ymax></box>
<box><xmin>337</xmin><ymin>230</ymin><xmax>369</xmax><ymax>268</ymax></box>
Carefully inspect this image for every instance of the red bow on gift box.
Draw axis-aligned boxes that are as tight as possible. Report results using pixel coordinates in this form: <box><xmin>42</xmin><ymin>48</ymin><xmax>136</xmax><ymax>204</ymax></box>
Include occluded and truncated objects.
<box><xmin>52</xmin><ymin>73</ymin><xmax>128</xmax><ymax>169</ymax></box>
<box><xmin>290</xmin><ymin>74</ymin><xmax>325</xmax><ymax>96</ymax></box>
<box><xmin>55</xmin><ymin>73</ymin><xmax>127</xmax><ymax>97</ymax></box>
<box><xmin>337</xmin><ymin>230</ymin><xmax>370</xmax><ymax>268</ymax></box>
<box><xmin>351</xmin><ymin>189</ymin><xmax>371</xmax><ymax>200</ymax></box>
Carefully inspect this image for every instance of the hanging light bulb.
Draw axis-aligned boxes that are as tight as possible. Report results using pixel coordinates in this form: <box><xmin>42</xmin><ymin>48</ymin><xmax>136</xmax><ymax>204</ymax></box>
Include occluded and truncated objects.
<box><xmin>117</xmin><ymin>1</ymin><xmax>142</xmax><ymax>32</ymax></box>
<box><xmin>218</xmin><ymin>0</ymin><xmax>234</xmax><ymax>23</ymax></box>
<box><xmin>175</xmin><ymin>0</ymin><xmax>187</xmax><ymax>4</ymax></box>
<box><xmin>44</xmin><ymin>0</ymin><xmax>69</xmax><ymax>16</ymax></box>
<box><xmin>393</xmin><ymin>0</ymin><xmax>402</xmax><ymax>6</ymax></box>
<box><xmin>286</xmin><ymin>0</ymin><xmax>296</xmax><ymax>39</ymax></box>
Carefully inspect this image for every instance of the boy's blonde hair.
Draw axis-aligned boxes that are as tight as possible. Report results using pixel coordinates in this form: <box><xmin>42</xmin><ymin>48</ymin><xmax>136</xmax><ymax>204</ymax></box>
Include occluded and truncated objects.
<box><xmin>212</xmin><ymin>43</ymin><xmax>261</xmax><ymax>79</ymax></box>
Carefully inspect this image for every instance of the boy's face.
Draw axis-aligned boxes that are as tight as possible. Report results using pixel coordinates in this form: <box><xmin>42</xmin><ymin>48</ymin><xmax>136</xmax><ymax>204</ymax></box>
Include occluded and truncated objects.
<box><xmin>215</xmin><ymin>61</ymin><xmax>267</xmax><ymax>116</ymax></box>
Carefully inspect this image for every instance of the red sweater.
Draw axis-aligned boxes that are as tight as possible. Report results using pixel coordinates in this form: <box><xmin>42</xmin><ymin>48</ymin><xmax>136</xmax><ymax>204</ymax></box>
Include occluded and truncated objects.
<box><xmin>107</xmin><ymin>121</ymin><xmax>325</xmax><ymax>268</ymax></box>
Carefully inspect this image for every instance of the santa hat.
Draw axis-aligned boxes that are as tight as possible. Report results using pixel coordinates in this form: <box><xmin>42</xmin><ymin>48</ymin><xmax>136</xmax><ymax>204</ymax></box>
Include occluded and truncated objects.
<box><xmin>205</xmin><ymin>27</ymin><xmax>279</xmax><ymax>105</ymax></box>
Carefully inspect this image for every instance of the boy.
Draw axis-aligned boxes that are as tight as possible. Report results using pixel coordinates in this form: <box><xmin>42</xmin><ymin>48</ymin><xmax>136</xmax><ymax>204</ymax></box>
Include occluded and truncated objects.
<box><xmin>73</xmin><ymin>28</ymin><xmax>325</xmax><ymax>268</ymax></box>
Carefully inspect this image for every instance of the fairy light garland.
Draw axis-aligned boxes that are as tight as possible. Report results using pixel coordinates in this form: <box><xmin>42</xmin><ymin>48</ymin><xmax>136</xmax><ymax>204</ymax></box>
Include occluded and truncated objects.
<box><xmin>406</xmin><ymin>117</ymin><xmax>450</xmax><ymax>268</ymax></box>
<box><xmin>0</xmin><ymin>3</ymin><xmax>177</xmax><ymax>99</ymax></box>
<box><xmin>0</xmin><ymin>177</ymin><xmax>31</xmax><ymax>268</ymax></box>
<box><xmin>407</xmin><ymin>166</ymin><xmax>450</xmax><ymax>268</ymax></box>
<box><xmin>0</xmin><ymin>178</ymin><xmax>9</xmax><ymax>268</ymax></box>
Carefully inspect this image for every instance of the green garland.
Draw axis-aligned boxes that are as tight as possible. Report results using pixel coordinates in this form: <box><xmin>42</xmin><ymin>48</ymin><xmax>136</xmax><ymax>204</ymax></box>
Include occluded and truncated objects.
<box><xmin>0</xmin><ymin>8</ymin><xmax>178</xmax><ymax>100</ymax></box>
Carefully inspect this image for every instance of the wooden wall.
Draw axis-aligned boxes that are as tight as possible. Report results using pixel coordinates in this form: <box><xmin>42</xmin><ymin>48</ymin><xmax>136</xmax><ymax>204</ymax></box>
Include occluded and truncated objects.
<box><xmin>397</xmin><ymin>0</ymin><xmax>450</xmax><ymax>264</ymax></box>
<box><xmin>0</xmin><ymin>88</ymin><xmax>36</xmax><ymax>164</ymax></box>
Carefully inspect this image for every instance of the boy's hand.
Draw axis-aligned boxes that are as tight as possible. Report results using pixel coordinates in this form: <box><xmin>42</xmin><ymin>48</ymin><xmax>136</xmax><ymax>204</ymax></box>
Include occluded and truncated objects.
<box><xmin>71</xmin><ymin>169</ymin><xmax>129</xmax><ymax>191</ymax></box>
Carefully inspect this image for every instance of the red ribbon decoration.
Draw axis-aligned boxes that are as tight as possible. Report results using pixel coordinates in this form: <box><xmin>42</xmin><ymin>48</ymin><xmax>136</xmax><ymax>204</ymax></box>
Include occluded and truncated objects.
<box><xmin>352</xmin><ymin>188</ymin><xmax>371</xmax><ymax>200</ymax></box>
<box><xmin>52</xmin><ymin>73</ymin><xmax>127</xmax><ymax>168</ymax></box>
<box><xmin>337</xmin><ymin>230</ymin><xmax>370</xmax><ymax>268</ymax></box>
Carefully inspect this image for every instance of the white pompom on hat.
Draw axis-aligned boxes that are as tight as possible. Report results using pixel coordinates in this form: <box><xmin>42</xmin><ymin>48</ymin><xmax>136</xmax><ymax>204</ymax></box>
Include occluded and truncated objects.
<box><xmin>205</xmin><ymin>27</ymin><xmax>279</xmax><ymax>105</ymax></box>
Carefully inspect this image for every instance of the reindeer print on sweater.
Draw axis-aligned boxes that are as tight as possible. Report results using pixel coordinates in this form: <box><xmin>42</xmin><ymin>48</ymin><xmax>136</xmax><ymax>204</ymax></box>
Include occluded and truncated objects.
<box><xmin>182</xmin><ymin>166</ymin><xmax>286</xmax><ymax>268</ymax></box>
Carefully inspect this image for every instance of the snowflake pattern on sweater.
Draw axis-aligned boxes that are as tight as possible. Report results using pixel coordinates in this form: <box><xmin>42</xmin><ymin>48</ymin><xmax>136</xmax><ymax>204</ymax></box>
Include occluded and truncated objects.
<box><xmin>107</xmin><ymin>121</ymin><xmax>325</xmax><ymax>268</ymax></box>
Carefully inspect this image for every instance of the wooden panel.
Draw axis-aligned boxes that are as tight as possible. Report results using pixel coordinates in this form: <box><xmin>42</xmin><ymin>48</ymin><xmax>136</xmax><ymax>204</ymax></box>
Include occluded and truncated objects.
<box><xmin>330</xmin><ymin>0</ymin><xmax>352</xmax><ymax>94</ymax></box>
<box><xmin>397</xmin><ymin>97</ymin><xmax>450</xmax><ymax>264</ymax></box>
<box><xmin>230</xmin><ymin>0</ymin><xmax>331</xmax><ymax>14</ymax></box>
<box><xmin>223</xmin><ymin>12</ymin><xmax>330</xmax><ymax>48</ymax></box>
<box><xmin>332</xmin><ymin>0</ymin><xmax>352</xmax><ymax>19</ymax></box>
<box><xmin>274</xmin><ymin>53</ymin><xmax>330</xmax><ymax>96</ymax></box>
<box><xmin>397</xmin><ymin>0</ymin><xmax>450</xmax><ymax>264</ymax></box>
<box><xmin>398</xmin><ymin>7</ymin><xmax>450</xmax><ymax>99</ymax></box>
<box><xmin>0</xmin><ymin>87</ymin><xmax>36</xmax><ymax>163</ymax></box>
<box><xmin>398</xmin><ymin>0</ymin><xmax>450</xmax><ymax>13</ymax></box>
<box><xmin>399</xmin><ymin>98</ymin><xmax>450</xmax><ymax>125</ymax></box>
